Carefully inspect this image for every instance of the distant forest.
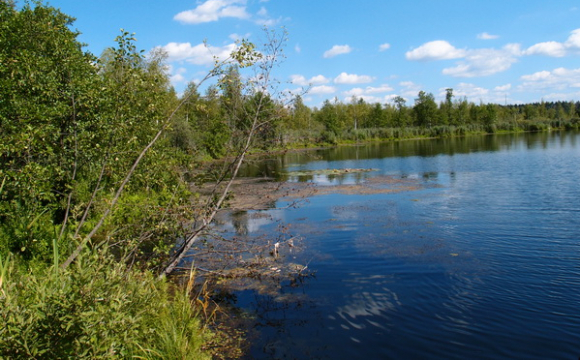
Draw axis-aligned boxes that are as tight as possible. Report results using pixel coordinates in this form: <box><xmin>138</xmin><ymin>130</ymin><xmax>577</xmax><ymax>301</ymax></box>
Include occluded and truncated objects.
<box><xmin>176</xmin><ymin>73</ymin><xmax>580</xmax><ymax>153</ymax></box>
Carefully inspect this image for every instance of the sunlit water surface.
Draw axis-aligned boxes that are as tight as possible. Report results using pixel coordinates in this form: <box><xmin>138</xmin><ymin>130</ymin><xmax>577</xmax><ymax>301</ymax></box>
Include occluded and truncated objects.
<box><xmin>229</xmin><ymin>132</ymin><xmax>580</xmax><ymax>359</ymax></box>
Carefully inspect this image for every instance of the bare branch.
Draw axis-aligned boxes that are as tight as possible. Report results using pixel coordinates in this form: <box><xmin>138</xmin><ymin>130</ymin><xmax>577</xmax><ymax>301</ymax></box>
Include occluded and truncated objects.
<box><xmin>160</xmin><ymin>28</ymin><xmax>287</xmax><ymax>277</ymax></box>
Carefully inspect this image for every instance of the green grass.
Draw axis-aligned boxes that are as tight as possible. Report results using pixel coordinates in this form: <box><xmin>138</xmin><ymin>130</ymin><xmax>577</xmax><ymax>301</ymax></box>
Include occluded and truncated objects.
<box><xmin>0</xmin><ymin>248</ymin><xmax>212</xmax><ymax>359</ymax></box>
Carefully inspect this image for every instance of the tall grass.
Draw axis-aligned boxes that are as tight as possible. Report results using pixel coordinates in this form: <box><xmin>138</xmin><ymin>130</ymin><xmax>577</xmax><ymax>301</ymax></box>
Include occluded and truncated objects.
<box><xmin>0</xmin><ymin>247</ymin><xmax>212</xmax><ymax>359</ymax></box>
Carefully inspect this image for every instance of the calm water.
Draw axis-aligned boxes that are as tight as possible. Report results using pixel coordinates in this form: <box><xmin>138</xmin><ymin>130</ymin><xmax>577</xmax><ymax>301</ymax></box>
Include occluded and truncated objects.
<box><xmin>232</xmin><ymin>132</ymin><xmax>580</xmax><ymax>359</ymax></box>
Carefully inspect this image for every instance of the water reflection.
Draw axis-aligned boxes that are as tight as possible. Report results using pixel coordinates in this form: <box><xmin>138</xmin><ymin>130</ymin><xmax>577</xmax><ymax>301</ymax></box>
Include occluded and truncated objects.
<box><xmin>214</xmin><ymin>209</ymin><xmax>285</xmax><ymax>236</ymax></box>
<box><xmin>239</xmin><ymin>131</ymin><xmax>580</xmax><ymax>181</ymax></box>
<box><xmin>232</xmin><ymin>131</ymin><xmax>580</xmax><ymax>359</ymax></box>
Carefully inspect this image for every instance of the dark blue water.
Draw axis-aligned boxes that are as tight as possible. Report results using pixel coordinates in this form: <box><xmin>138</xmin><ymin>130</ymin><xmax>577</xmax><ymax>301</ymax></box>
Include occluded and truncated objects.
<box><xmin>235</xmin><ymin>132</ymin><xmax>580</xmax><ymax>359</ymax></box>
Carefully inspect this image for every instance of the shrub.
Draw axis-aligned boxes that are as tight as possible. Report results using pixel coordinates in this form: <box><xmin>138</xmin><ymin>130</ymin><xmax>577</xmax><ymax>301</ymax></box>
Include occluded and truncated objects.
<box><xmin>0</xmin><ymin>249</ymin><xmax>211</xmax><ymax>359</ymax></box>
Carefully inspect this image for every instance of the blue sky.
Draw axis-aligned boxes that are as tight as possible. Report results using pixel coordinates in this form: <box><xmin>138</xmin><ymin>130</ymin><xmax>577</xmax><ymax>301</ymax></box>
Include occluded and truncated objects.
<box><xmin>47</xmin><ymin>0</ymin><xmax>580</xmax><ymax>107</ymax></box>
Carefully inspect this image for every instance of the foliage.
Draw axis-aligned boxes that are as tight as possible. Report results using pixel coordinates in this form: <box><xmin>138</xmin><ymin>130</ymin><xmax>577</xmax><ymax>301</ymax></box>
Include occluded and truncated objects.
<box><xmin>0</xmin><ymin>249</ymin><xmax>211</xmax><ymax>359</ymax></box>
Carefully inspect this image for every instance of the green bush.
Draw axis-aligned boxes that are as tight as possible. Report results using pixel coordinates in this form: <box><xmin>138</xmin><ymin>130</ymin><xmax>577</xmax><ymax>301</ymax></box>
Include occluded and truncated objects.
<box><xmin>0</xmin><ymin>250</ymin><xmax>211</xmax><ymax>359</ymax></box>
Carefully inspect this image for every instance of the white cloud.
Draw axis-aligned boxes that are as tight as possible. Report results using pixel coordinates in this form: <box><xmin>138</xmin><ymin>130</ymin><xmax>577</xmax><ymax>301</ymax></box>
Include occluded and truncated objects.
<box><xmin>290</xmin><ymin>74</ymin><xmax>329</xmax><ymax>86</ymax></box>
<box><xmin>494</xmin><ymin>83</ymin><xmax>512</xmax><ymax>92</ymax></box>
<box><xmin>169</xmin><ymin>67</ymin><xmax>188</xmax><ymax>84</ymax></box>
<box><xmin>405</xmin><ymin>40</ymin><xmax>467</xmax><ymax>61</ymax></box>
<box><xmin>565</xmin><ymin>29</ymin><xmax>580</xmax><ymax>48</ymax></box>
<box><xmin>525</xmin><ymin>41</ymin><xmax>567</xmax><ymax>57</ymax></box>
<box><xmin>162</xmin><ymin>42</ymin><xmax>237</xmax><ymax>65</ymax></box>
<box><xmin>442</xmin><ymin>44</ymin><xmax>521</xmax><ymax>77</ymax></box>
<box><xmin>229</xmin><ymin>32</ymin><xmax>251</xmax><ymax>41</ymax></box>
<box><xmin>379</xmin><ymin>43</ymin><xmax>391</xmax><ymax>51</ymax></box>
<box><xmin>409</xmin><ymin>30</ymin><xmax>580</xmax><ymax>78</ymax></box>
<box><xmin>477</xmin><ymin>32</ymin><xmax>499</xmax><ymax>40</ymax></box>
<box><xmin>521</xmin><ymin>70</ymin><xmax>551</xmax><ymax>82</ymax></box>
<box><xmin>310</xmin><ymin>85</ymin><xmax>336</xmax><ymax>95</ymax></box>
<box><xmin>344</xmin><ymin>84</ymin><xmax>394</xmax><ymax>97</ymax></box>
<box><xmin>399</xmin><ymin>81</ymin><xmax>422</xmax><ymax>98</ymax></box>
<box><xmin>174</xmin><ymin>0</ymin><xmax>249</xmax><ymax>24</ymax></box>
<box><xmin>453</xmin><ymin>82</ymin><xmax>490</xmax><ymax>100</ymax></box>
<box><xmin>323</xmin><ymin>45</ymin><xmax>352</xmax><ymax>58</ymax></box>
<box><xmin>289</xmin><ymin>75</ymin><xmax>308</xmax><ymax>86</ymax></box>
<box><xmin>334</xmin><ymin>72</ymin><xmax>374</xmax><ymax>84</ymax></box>
<box><xmin>366</xmin><ymin>84</ymin><xmax>394</xmax><ymax>93</ymax></box>
<box><xmin>542</xmin><ymin>91</ymin><xmax>580</xmax><ymax>101</ymax></box>
<box><xmin>343</xmin><ymin>88</ymin><xmax>365</xmax><ymax>97</ymax></box>
<box><xmin>310</xmin><ymin>75</ymin><xmax>330</xmax><ymax>84</ymax></box>
<box><xmin>519</xmin><ymin>67</ymin><xmax>580</xmax><ymax>92</ymax></box>
<box><xmin>523</xmin><ymin>28</ymin><xmax>580</xmax><ymax>57</ymax></box>
<box><xmin>294</xmin><ymin>44</ymin><xmax>301</xmax><ymax>53</ymax></box>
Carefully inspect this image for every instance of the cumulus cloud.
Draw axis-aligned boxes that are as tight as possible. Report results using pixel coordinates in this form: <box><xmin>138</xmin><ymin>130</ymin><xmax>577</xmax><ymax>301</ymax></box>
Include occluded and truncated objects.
<box><xmin>405</xmin><ymin>40</ymin><xmax>467</xmax><ymax>61</ymax></box>
<box><xmin>379</xmin><ymin>43</ymin><xmax>391</xmax><ymax>51</ymax></box>
<box><xmin>310</xmin><ymin>85</ymin><xmax>336</xmax><ymax>95</ymax></box>
<box><xmin>323</xmin><ymin>45</ymin><xmax>352</xmax><ymax>58</ymax></box>
<box><xmin>525</xmin><ymin>41</ymin><xmax>567</xmax><ymax>57</ymax></box>
<box><xmin>477</xmin><ymin>32</ymin><xmax>499</xmax><ymax>40</ymax></box>
<box><xmin>228</xmin><ymin>32</ymin><xmax>251</xmax><ymax>41</ymax></box>
<box><xmin>442</xmin><ymin>44</ymin><xmax>521</xmax><ymax>77</ymax></box>
<box><xmin>399</xmin><ymin>81</ymin><xmax>423</xmax><ymax>98</ymax></box>
<box><xmin>174</xmin><ymin>0</ymin><xmax>249</xmax><ymax>24</ymax></box>
<box><xmin>344</xmin><ymin>84</ymin><xmax>394</xmax><ymax>98</ymax></box>
<box><xmin>494</xmin><ymin>83</ymin><xmax>512</xmax><ymax>92</ymax></box>
<box><xmin>521</xmin><ymin>70</ymin><xmax>551</xmax><ymax>82</ymax></box>
<box><xmin>453</xmin><ymin>82</ymin><xmax>490</xmax><ymax>100</ymax></box>
<box><xmin>169</xmin><ymin>67</ymin><xmax>188</xmax><ymax>84</ymax></box>
<box><xmin>290</xmin><ymin>74</ymin><xmax>330</xmax><ymax>86</ymax></box>
<box><xmin>334</xmin><ymin>72</ymin><xmax>374</xmax><ymax>84</ymax></box>
<box><xmin>565</xmin><ymin>29</ymin><xmax>580</xmax><ymax>48</ymax></box>
<box><xmin>162</xmin><ymin>42</ymin><xmax>237</xmax><ymax>65</ymax></box>
<box><xmin>365</xmin><ymin>84</ymin><xmax>394</xmax><ymax>93</ymax></box>
<box><xmin>405</xmin><ymin>29</ymin><xmax>580</xmax><ymax>78</ymax></box>
<box><xmin>520</xmin><ymin>67</ymin><xmax>580</xmax><ymax>91</ymax></box>
<box><xmin>524</xmin><ymin>28</ymin><xmax>580</xmax><ymax>57</ymax></box>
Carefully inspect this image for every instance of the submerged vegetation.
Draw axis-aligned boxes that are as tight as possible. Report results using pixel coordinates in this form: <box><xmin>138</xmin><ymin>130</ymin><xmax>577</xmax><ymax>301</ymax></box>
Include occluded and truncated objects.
<box><xmin>1</xmin><ymin>0</ymin><xmax>579</xmax><ymax>357</ymax></box>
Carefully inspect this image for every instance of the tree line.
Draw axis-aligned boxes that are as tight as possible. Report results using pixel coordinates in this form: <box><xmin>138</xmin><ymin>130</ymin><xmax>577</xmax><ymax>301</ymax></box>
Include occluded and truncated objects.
<box><xmin>175</xmin><ymin>77</ymin><xmax>580</xmax><ymax>152</ymax></box>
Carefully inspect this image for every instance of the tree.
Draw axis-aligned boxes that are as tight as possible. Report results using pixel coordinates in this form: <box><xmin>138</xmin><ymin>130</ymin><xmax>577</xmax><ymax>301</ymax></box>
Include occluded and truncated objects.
<box><xmin>413</xmin><ymin>91</ymin><xmax>438</xmax><ymax>127</ymax></box>
<box><xmin>288</xmin><ymin>95</ymin><xmax>312</xmax><ymax>130</ymax></box>
<box><xmin>440</xmin><ymin>88</ymin><xmax>454</xmax><ymax>125</ymax></box>
<box><xmin>220</xmin><ymin>65</ymin><xmax>245</xmax><ymax>132</ymax></box>
<box><xmin>524</xmin><ymin>104</ymin><xmax>539</xmax><ymax>120</ymax></box>
<box><xmin>482</xmin><ymin>103</ymin><xmax>498</xmax><ymax>127</ymax></box>
<box><xmin>0</xmin><ymin>1</ymin><xmax>100</xmax><ymax>258</ymax></box>
<box><xmin>393</xmin><ymin>96</ymin><xmax>409</xmax><ymax>127</ymax></box>
<box><xmin>368</xmin><ymin>103</ymin><xmax>386</xmax><ymax>128</ymax></box>
<box><xmin>316</xmin><ymin>99</ymin><xmax>341</xmax><ymax>134</ymax></box>
<box><xmin>455</xmin><ymin>97</ymin><xmax>470</xmax><ymax>126</ymax></box>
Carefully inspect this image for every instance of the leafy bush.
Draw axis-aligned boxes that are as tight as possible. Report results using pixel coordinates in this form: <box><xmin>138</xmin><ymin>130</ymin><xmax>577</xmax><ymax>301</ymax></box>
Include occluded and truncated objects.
<box><xmin>0</xmin><ymin>249</ymin><xmax>211</xmax><ymax>359</ymax></box>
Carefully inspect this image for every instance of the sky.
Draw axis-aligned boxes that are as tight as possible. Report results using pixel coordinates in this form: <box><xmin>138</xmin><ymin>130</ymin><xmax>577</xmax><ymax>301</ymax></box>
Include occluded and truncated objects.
<box><xmin>44</xmin><ymin>0</ymin><xmax>580</xmax><ymax>107</ymax></box>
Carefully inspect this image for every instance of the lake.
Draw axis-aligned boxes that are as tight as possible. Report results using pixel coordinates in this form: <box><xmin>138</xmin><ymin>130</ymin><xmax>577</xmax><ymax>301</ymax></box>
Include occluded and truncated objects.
<box><xmin>227</xmin><ymin>131</ymin><xmax>580</xmax><ymax>359</ymax></box>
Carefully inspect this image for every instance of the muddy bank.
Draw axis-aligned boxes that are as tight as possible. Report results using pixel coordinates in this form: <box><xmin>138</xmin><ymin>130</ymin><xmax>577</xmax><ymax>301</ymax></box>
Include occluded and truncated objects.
<box><xmin>216</xmin><ymin>171</ymin><xmax>430</xmax><ymax>211</ymax></box>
